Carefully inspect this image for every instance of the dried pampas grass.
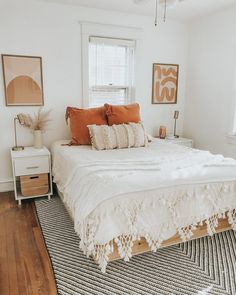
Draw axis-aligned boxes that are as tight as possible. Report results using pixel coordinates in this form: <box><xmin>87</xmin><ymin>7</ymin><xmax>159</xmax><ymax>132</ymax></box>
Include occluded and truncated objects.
<box><xmin>18</xmin><ymin>108</ymin><xmax>52</xmax><ymax>132</ymax></box>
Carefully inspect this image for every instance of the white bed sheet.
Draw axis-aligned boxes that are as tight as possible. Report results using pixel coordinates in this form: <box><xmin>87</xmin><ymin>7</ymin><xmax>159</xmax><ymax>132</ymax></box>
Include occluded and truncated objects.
<box><xmin>51</xmin><ymin>139</ymin><xmax>236</xmax><ymax>271</ymax></box>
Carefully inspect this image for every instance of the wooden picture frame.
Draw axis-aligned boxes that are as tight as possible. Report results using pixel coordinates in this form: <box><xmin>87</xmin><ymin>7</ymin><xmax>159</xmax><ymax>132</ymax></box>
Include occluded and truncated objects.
<box><xmin>2</xmin><ymin>54</ymin><xmax>44</xmax><ymax>106</ymax></box>
<box><xmin>152</xmin><ymin>63</ymin><xmax>179</xmax><ymax>104</ymax></box>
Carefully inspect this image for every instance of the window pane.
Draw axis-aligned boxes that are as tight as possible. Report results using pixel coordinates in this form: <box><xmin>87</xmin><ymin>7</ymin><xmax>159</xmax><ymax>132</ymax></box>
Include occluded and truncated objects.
<box><xmin>89</xmin><ymin>44</ymin><xmax>128</xmax><ymax>86</ymax></box>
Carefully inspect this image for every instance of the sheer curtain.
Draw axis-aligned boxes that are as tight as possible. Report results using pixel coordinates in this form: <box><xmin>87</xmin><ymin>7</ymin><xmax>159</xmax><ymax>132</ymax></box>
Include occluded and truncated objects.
<box><xmin>89</xmin><ymin>36</ymin><xmax>135</xmax><ymax>107</ymax></box>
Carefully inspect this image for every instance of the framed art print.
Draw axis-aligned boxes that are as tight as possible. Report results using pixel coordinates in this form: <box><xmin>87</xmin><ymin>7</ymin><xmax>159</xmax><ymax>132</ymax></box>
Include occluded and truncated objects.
<box><xmin>152</xmin><ymin>63</ymin><xmax>179</xmax><ymax>104</ymax></box>
<box><xmin>2</xmin><ymin>54</ymin><xmax>44</xmax><ymax>106</ymax></box>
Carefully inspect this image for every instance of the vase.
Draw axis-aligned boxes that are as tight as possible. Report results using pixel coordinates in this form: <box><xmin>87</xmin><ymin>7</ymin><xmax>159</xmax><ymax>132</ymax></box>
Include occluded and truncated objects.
<box><xmin>34</xmin><ymin>130</ymin><xmax>43</xmax><ymax>149</ymax></box>
<box><xmin>159</xmin><ymin>126</ymin><xmax>166</xmax><ymax>139</ymax></box>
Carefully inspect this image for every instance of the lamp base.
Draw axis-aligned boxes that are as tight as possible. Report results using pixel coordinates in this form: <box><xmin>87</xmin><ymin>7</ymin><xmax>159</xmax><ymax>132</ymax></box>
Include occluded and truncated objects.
<box><xmin>12</xmin><ymin>146</ymin><xmax>24</xmax><ymax>151</ymax></box>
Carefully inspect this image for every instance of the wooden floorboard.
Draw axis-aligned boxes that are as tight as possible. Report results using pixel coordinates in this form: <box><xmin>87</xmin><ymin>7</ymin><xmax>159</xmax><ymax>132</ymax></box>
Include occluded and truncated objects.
<box><xmin>0</xmin><ymin>191</ymin><xmax>58</xmax><ymax>295</ymax></box>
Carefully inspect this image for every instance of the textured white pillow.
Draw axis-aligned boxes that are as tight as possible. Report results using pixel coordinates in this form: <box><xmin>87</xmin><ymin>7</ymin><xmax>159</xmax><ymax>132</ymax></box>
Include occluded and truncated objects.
<box><xmin>88</xmin><ymin>123</ymin><xmax>148</xmax><ymax>150</ymax></box>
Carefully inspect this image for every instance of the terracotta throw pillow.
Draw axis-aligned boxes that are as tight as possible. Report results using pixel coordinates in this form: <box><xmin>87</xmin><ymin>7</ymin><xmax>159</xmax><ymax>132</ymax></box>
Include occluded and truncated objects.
<box><xmin>104</xmin><ymin>103</ymin><xmax>141</xmax><ymax>126</ymax></box>
<box><xmin>66</xmin><ymin>106</ymin><xmax>107</xmax><ymax>145</ymax></box>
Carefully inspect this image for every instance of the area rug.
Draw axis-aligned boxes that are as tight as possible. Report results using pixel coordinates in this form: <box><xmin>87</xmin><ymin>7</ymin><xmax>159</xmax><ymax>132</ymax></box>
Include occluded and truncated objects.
<box><xmin>35</xmin><ymin>196</ymin><xmax>236</xmax><ymax>295</ymax></box>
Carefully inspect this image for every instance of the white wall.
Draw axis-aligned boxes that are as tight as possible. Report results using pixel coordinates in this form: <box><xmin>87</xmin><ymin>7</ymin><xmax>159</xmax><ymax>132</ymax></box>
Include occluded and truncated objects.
<box><xmin>0</xmin><ymin>0</ymin><xmax>188</xmax><ymax>191</ymax></box>
<box><xmin>184</xmin><ymin>5</ymin><xmax>236</xmax><ymax>158</ymax></box>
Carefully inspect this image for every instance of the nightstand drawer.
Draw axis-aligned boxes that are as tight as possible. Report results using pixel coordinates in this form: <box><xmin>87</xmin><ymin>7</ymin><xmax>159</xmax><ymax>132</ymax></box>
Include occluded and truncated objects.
<box><xmin>14</xmin><ymin>156</ymin><xmax>49</xmax><ymax>176</ymax></box>
<box><xmin>20</xmin><ymin>173</ymin><xmax>49</xmax><ymax>197</ymax></box>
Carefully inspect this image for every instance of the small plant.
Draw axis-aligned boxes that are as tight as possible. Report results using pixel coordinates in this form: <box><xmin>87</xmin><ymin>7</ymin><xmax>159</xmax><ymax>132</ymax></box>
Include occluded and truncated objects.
<box><xmin>18</xmin><ymin>108</ymin><xmax>52</xmax><ymax>132</ymax></box>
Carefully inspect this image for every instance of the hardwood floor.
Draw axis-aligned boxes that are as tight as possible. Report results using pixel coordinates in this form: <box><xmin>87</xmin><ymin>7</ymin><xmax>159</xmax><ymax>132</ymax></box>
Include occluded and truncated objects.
<box><xmin>0</xmin><ymin>191</ymin><xmax>58</xmax><ymax>295</ymax></box>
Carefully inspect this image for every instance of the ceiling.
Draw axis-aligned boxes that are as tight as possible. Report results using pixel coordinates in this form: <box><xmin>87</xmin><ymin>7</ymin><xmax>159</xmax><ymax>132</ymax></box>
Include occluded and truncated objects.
<box><xmin>41</xmin><ymin>0</ymin><xmax>236</xmax><ymax>21</ymax></box>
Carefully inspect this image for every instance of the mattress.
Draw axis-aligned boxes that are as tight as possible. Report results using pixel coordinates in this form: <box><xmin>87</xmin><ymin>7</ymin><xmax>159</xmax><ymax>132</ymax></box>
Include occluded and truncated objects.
<box><xmin>51</xmin><ymin>139</ymin><xmax>236</xmax><ymax>272</ymax></box>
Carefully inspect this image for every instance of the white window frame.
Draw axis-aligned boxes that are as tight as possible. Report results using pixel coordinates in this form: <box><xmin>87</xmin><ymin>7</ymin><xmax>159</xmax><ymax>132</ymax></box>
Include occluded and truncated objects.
<box><xmin>81</xmin><ymin>22</ymin><xmax>141</xmax><ymax>108</ymax></box>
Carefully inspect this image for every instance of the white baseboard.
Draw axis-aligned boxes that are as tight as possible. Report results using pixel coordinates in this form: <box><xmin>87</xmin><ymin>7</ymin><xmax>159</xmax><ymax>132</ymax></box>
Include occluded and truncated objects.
<box><xmin>0</xmin><ymin>179</ymin><xmax>14</xmax><ymax>192</ymax></box>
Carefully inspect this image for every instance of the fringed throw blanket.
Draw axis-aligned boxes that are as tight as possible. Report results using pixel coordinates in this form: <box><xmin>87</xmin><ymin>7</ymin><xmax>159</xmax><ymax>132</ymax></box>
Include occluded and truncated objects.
<box><xmin>52</xmin><ymin>140</ymin><xmax>236</xmax><ymax>272</ymax></box>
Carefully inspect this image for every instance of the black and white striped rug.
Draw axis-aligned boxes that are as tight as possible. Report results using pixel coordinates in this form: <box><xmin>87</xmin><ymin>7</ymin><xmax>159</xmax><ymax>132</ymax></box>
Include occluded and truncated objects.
<box><xmin>35</xmin><ymin>196</ymin><xmax>236</xmax><ymax>295</ymax></box>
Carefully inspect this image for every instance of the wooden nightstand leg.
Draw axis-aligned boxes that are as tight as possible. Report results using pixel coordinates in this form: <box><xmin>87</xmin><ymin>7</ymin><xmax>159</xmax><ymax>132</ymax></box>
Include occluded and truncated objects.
<box><xmin>18</xmin><ymin>199</ymin><xmax>22</xmax><ymax>206</ymax></box>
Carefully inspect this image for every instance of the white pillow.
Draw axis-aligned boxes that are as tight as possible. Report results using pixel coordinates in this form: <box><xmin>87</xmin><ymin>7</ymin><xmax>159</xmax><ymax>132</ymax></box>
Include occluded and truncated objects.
<box><xmin>88</xmin><ymin>123</ymin><xmax>148</xmax><ymax>150</ymax></box>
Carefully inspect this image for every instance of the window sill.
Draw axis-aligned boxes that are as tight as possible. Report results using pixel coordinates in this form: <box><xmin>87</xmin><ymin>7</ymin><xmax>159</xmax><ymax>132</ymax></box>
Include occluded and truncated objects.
<box><xmin>226</xmin><ymin>134</ymin><xmax>236</xmax><ymax>145</ymax></box>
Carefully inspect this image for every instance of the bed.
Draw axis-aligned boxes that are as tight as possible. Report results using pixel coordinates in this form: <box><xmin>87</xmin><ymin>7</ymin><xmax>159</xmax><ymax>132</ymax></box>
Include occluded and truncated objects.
<box><xmin>51</xmin><ymin>139</ymin><xmax>236</xmax><ymax>272</ymax></box>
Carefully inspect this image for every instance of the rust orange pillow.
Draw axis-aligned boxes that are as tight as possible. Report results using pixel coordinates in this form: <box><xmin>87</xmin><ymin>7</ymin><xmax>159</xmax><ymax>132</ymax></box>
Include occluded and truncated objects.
<box><xmin>66</xmin><ymin>106</ymin><xmax>107</xmax><ymax>145</ymax></box>
<box><xmin>104</xmin><ymin>103</ymin><xmax>141</xmax><ymax>126</ymax></box>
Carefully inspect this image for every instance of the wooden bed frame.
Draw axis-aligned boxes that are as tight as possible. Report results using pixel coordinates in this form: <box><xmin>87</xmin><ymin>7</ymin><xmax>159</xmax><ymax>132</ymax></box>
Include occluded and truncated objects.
<box><xmin>108</xmin><ymin>217</ymin><xmax>231</xmax><ymax>261</ymax></box>
<box><xmin>56</xmin><ymin>187</ymin><xmax>231</xmax><ymax>262</ymax></box>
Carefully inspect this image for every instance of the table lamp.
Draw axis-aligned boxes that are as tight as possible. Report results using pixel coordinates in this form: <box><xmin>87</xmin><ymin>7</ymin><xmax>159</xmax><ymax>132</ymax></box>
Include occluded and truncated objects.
<box><xmin>12</xmin><ymin>114</ymin><xmax>25</xmax><ymax>151</ymax></box>
<box><xmin>173</xmin><ymin>110</ymin><xmax>179</xmax><ymax>138</ymax></box>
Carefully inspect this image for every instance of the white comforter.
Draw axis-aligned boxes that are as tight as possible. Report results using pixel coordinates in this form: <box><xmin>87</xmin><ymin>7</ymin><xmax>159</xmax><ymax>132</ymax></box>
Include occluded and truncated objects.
<box><xmin>51</xmin><ymin>140</ymin><xmax>236</xmax><ymax>272</ymax></box>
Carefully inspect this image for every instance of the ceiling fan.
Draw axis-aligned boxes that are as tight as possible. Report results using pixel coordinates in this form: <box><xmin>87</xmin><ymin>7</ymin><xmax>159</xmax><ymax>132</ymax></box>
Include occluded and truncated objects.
<box><xmin>133</xmin><ymin>0</ymin><xmax>185</xmax><ymax>25</ymax></box>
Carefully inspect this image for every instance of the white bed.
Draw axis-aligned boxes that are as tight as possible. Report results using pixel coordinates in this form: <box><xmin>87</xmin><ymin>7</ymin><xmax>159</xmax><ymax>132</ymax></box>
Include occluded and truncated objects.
<box><xmin>51</xmin><ymin>139</ymin><xmax>236</xmax><ymax>272</ymax></box>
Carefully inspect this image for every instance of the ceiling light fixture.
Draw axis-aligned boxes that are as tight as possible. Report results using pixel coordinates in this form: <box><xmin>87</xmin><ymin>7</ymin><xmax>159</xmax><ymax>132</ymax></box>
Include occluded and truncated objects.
<box><xmin>163</xmin><ymin>0</ymin><xmax>167</xmax><ymax>22</ymax></box>
<box><xmin>155</xmin><ymin>0</ymin><xmax>158</xmax><ymax>26</ymax></box>
<box><xmin>134</xmin><ymin>0</ymin><xmax>181</xmax><ymax>27</ymax></box>
<box><xmin>155</xmin><ymin>0</ymin><xmax>167</xmax><ymax>26</ymax></box>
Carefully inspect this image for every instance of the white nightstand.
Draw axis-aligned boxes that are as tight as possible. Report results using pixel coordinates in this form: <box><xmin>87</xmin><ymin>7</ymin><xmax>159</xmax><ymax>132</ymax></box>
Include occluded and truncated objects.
<box><xmin>11</xmin><ymin>147</ymin><xmax>53</xmax><ymax>205</ymax></box>
<box><xmin>165</xmin><ymin>136</ymin><xmax>194</xmax><ymax>148</ymax></box>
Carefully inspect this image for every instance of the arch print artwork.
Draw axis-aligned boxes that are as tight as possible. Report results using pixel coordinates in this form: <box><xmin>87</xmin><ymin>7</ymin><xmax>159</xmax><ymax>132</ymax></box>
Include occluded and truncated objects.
<box><xmin>2</xmin><ymin>54</ymin><xmax>44</xmax><ymax>106</ymax></box>
<box><xmin>152</xmin><ymin>63</ymin><xmax>179</xmax><ymax>104</ymax></box>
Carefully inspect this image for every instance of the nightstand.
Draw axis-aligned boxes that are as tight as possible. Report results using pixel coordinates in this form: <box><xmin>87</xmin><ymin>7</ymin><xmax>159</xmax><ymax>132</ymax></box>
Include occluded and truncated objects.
<box><xmin>11</xmin><ymin>147</ymin><xmax>53</xmax><ymax>205</ymax></box>
<box><xmin>165</xmin><ymin>136</ymin><xmax>194</xmax><ymax>148</ymax></box>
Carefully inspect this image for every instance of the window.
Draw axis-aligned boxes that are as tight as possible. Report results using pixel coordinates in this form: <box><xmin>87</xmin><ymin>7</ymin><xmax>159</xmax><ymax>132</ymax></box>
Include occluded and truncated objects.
<box><xmin>88</xmin><ymin>36</ymin><xmax>135</xmax><ymax>107</ymax></box>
